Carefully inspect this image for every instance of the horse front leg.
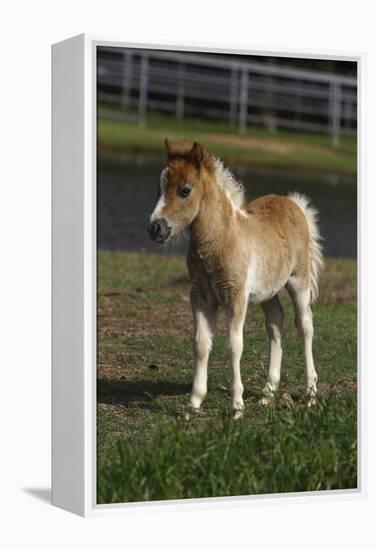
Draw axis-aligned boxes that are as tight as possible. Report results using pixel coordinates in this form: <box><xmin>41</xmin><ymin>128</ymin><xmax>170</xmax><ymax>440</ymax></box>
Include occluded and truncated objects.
<box><xmin>226</xmin><ymin>299</ymin><xmax>247</xmax><ymax>419</ymax></box>
<box><xmin>189</xmin><ymin>289</ymin><xmax>217</xmax><ymax>413</ymax></box>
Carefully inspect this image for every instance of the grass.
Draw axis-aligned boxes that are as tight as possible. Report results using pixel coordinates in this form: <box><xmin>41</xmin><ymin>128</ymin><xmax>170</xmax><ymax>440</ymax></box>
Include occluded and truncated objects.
<box><xmin>97</xmin><ymin>111</ymin><xmax>357</xmax><ymax>175</ymax></box>
<box><xmin>97</xmin><ymin>252</ymin><xmax>357</xmax><ymax>504</ymax></box>
<box><xmin>98</xmin><ymin>400</ymin><xmax>357</xmax><ymax>503</ymax></box>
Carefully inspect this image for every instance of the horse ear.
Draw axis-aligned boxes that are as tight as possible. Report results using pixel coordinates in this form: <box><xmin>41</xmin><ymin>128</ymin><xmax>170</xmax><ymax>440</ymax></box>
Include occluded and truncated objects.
<box><xmin>190</xmin><ymin>142</ymin><xmax>205</xmax><ymax>169</ymax></box>
<box><xmin>164</xmin><ymin>139</ymin><xmax>210</xmax><ymax>168</ymax></box>
<box><xmin>165</xmin><ymin>137</ymin><xmax>172</xmax><ymax>156</ymax></box>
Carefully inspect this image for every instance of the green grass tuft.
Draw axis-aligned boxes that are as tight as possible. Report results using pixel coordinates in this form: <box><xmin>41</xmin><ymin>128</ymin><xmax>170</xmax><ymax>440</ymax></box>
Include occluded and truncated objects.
<box><xmin>97</xmin><ymin>395</ymin><xmax>357</xmax><ymax>504</ymax></box>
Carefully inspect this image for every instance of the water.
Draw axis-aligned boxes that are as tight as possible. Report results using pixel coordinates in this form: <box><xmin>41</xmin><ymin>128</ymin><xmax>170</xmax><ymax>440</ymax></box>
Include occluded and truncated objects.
<box><xmin>97</xmin><ymin>157</ymin><xmax>357</xmax><ymax>258</ymax></box>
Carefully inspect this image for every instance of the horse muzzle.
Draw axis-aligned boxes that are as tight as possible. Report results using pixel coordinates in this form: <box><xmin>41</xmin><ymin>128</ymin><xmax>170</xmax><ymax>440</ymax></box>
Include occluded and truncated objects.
<box><xmin>147</xmin><ymin>218</ymin><xmax>172</xmax><ymax>243</ymax></box>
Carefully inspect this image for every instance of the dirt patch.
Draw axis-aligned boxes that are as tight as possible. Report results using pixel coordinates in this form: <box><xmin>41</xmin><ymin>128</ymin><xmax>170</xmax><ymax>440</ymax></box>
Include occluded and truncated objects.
<box><xmin>320</xmin><ymin>282</ymin><xmax>356</xmax><ymax>304</ymax></box>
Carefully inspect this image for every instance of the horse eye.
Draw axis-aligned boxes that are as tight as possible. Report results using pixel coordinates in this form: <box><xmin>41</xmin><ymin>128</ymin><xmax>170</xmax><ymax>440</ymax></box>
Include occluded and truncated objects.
<box><xmin>180</xmin><ymin>185</ymin><xmax>192</xmax><ymax>198</ymax></box>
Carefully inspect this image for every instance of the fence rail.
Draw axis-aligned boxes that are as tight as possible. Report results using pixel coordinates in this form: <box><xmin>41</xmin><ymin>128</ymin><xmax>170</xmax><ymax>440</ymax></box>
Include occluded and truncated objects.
<box><xmin>97</xmin><ymin>47</ymin><xmax>357</xmax><ymax>147</ymax></box>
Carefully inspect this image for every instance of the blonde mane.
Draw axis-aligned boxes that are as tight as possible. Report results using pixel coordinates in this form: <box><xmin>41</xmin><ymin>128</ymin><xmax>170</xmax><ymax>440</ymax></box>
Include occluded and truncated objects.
<box><xmin>213</xmin><ymin>158</ymin><xmax>245</xmax><ymax>209</ymax></box>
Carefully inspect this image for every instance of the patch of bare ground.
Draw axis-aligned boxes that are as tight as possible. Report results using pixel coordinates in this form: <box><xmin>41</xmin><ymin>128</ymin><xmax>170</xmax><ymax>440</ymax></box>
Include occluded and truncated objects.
<box><xmin>98</xmin><ymin>291</ymin><xmax>192</xmax><ymax>338</ymax></box>
<box><xmin>97</xmin><ymin>287</ymin><xmax>262</xmax><ymax>357</ymax></box>
<box><xmin>97</xmin><ymin>257</ymin><xmax>356</xmax><ymax>395</ymax></box>
<box><xmin>319</xmin><ymin>259</ymin><xmax>356</xmax><ymax>304</ymax></box>
<box><xmin>318</xmin><ymin>378</ymin><xmax>357</xmax><ymax>398</ymax></box>
<box><xmin>319</xmin><ymin>282</ymin><xmax>356</xmax><ymax>304</ymax></box>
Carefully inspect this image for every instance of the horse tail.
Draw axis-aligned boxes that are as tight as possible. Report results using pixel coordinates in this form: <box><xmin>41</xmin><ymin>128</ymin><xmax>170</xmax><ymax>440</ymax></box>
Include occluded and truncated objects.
<box><xmin>288</xmin><ymin>192</ymin><xmax>324</xmax><ymax>303</ymax></box>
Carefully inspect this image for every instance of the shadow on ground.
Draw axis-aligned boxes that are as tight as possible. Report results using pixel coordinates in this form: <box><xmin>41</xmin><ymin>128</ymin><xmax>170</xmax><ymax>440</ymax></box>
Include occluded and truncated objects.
<box><xmin>97</xmin><ymin>378</ymin><xmax>191</xmax><ymax>406</ymax></box>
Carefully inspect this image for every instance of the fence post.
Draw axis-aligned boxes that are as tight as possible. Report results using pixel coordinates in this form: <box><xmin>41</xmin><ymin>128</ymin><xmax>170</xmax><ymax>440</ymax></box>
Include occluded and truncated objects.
<box><xmin>329</xmin><ymin>81</ymin><xmax>342</xmax><ymax>148</ymax></box>
<box><xmin>343</xmin><ymin>100</ymin><xmax>351</xmax><ymax>131</ymax></box>
<box><xmin>138</xmin><ymin>54</ymin><xmax>149</xmax><ymax>127</ymax></box>
<box><xmin>264</xmin><ymin>59</ymin><xmax>277</xmax><ymax>132</ymax></box>
<box><xmin>238</xmin><ymin>68</ymin><xmax>249</xmax><ymax>134</ymax></box>
<box><xmin>122</xmin><ymin>51</ymin><xmax>133</xmax><ymax>108</ymax></box>
<box><xmin>176</xmin><ymin>63</ymin><xmax>185</xmax><ymax>121</ymax></box>
<box><xmin>229</xmin><ymin>64</ymin><xmax>238</xmax><ymax>126</ymax></box>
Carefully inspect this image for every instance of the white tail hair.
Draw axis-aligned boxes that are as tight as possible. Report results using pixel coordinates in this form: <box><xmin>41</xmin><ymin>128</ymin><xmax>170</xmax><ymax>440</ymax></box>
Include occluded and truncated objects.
<box><xmin>288</xmin><ymin>192</ymin><xmax>324</xmax><ymax>303</ymax></box>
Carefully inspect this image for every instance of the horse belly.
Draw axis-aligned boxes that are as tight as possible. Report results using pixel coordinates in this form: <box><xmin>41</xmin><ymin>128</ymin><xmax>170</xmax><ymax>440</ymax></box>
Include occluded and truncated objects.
<box><xmin>245</xmin><ymin>257</ymin><xmax>289</xmax><ymax>305</ymax></box>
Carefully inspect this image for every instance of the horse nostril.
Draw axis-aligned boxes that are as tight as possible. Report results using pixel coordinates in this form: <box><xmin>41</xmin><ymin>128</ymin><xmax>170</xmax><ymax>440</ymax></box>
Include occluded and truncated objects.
<box><xmin>147</xmin><ymin>220</ymin><xmax>163</xmax><ymax>240</ymax></box>
<box><xmin>147</xmin><ymin>220</ymin><xmax>163</xmax><ymax>238</ymax></box>
<box><xmin>147</xmin><ymin>218</ymin><xmax>171</xmax><ymax>242</ymax></box>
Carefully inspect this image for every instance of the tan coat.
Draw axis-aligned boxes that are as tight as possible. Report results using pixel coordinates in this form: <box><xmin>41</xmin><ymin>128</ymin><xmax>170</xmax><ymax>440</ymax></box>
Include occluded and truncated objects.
<box><xmin>149</xmin><ymin>139</ymin><xmax>324</xmax><ymax>417</ymax></box>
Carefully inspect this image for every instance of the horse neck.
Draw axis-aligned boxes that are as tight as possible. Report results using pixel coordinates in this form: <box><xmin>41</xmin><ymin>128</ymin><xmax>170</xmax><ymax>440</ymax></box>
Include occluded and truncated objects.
<box><xmin>190</xmin><ymin>182</ymin><xmax>235</xmax><ymax>260</ymax></box>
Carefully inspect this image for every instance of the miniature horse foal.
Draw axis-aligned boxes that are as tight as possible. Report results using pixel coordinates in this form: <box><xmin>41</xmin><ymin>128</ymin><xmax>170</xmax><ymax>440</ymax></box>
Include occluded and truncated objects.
<box><xmin>148</xmin><ymin>139</ymin><xmax>324</xmax><ymax>418</ymax></box>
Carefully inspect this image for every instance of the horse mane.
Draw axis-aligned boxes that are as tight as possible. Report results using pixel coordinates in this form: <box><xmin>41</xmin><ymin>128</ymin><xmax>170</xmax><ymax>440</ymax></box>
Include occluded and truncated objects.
<box><xmin>213</xmin><ymin>158</ymin><xmax>245</xmax><ymax>209</ymax></box>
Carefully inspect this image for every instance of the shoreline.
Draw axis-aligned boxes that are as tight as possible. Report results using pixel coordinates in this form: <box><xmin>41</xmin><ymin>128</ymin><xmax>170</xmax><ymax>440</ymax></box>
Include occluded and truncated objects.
<box><xmin>98</xmin><ymin>147</ymin><xmax>357</xmax><ymax>181</ymax></box>
<box><xmin>97</xmin><ymin>116</ymin><xmax>357</xmax><ymax>178</ymax></box>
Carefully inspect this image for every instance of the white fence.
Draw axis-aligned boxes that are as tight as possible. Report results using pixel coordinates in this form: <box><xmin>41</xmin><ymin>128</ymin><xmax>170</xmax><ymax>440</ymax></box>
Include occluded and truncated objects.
<box><xmin>97</xmin><ymin>48</ymin><xmax>357</xmax><ymax>147</ymax></box>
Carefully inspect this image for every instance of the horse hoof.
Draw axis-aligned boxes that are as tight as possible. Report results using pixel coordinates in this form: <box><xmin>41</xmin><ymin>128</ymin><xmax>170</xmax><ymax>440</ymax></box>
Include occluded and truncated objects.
<box><xmin>281</xmin><ymin>391</ymin><xmax>295</xmax><ymax>410</ymax></box>
<box><xmin>307</xmin><ymin>396</ymin><xmax>317</xmax><ymax>408</ymax></box>
<box><xmin>185</xmin><ymin>406</ymin><xmax>200</xmax><ymax>421</ymax></box>
<box><xmin>259</xmin><ymin>395</ymin><xmax>273</xmax><ymax>406</ymax></box>
<box><xmin>233</xmin><ymin>409</ymin><xmax>244</xmax><ymax>420</ymax></box>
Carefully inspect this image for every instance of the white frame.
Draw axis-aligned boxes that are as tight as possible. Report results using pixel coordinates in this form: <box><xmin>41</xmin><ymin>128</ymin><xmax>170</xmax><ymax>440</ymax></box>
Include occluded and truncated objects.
<box><xmin>52</xmin><ymin>33</ymin><xmax>366</xmax><ymax>517</ymax></box>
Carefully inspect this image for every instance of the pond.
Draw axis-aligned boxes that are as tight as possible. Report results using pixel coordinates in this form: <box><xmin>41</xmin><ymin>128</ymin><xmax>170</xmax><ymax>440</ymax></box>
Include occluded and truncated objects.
<box><xmin>97</xmin><ymin>157</ymin><xmax>357</xmax><ymax>258</ymax></box>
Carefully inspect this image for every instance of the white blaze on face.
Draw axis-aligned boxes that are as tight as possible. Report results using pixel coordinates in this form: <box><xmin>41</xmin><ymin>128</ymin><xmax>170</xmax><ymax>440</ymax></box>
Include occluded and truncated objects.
<box><xmin>150</xmin><ymin>168</ymin><xmax>168</xmax><ymax>222</ymax></box>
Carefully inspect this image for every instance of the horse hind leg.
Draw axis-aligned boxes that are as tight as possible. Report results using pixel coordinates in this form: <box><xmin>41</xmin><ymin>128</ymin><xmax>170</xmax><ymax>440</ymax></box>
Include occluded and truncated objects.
<box><xmin>259</xmin><ymin>295</ymin><xmax>284</xmax><ymax>405</ymax></box>
<box><xmin>287</xmin><ymin>277</ymin><xmax>318</xmax><ymax>406</ymax></box>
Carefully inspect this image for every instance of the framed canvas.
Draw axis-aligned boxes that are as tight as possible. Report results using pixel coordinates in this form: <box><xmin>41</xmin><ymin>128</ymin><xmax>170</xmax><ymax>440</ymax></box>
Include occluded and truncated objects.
<box><xmin>52</xmin><ymin>34</ymin><xmax>365</xmax><ymax>517</ymax></box>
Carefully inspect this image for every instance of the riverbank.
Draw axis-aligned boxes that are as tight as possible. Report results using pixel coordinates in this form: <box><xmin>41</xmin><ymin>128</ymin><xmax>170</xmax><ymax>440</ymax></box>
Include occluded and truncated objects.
<box><xmin>98</xmin><ymin>113</ymin><xmax>356</xmax><ymax>176</ymax></box>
